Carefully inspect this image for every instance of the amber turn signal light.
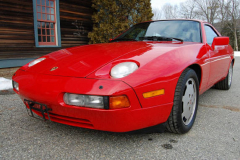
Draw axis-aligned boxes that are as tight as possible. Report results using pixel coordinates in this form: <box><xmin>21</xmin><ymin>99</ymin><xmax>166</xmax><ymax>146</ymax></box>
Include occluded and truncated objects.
<box><xmin>143</xmin><ymin>89</ymin><xmax>165</xmax><ymax>98</ymax></box>
<box><xmin>109</xmin><ymin>95</ymin><xmax>130</xmax><ymax>109</ymax></box>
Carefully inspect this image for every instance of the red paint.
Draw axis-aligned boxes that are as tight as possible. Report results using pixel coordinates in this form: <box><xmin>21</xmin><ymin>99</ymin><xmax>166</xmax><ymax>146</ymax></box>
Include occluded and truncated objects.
<box><xmin>212</xmin><ymin>37</ymin><xmax>229</xmax><ymax>50</ymax></box>
<box><xmin>13</xmin><ymin>20</ymin><xmax>234</xmax><ymax>132</ymax></box>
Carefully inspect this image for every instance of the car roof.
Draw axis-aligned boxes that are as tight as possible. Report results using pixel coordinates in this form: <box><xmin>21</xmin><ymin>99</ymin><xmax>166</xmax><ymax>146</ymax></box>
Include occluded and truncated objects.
<box><xmin>142</xmin><ymin>19</ymin><xmax>207</xmax><ymax>24</ymax></box>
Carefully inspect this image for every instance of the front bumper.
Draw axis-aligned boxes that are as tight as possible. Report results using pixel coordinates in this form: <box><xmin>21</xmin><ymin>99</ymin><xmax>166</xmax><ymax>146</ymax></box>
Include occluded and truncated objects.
<box><xmin>13</xmin><ymin>69</ymin><xmax>172</xmax><ymax>132</ymax></box>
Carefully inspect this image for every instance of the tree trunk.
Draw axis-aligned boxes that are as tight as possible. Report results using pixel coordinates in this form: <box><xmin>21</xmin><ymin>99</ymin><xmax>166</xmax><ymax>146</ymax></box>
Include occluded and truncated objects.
<box><xmin>234</xmin><ymin>26</ymin><xmax>238</xmax><ymax>51</ymax></box>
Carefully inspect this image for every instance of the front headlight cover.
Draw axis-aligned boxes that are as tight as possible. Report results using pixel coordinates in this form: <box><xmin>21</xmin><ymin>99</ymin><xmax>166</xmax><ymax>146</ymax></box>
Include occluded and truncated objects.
<box><xmin>63</xmin><ymin>93</ymin><xmax>104</xmax><ymax>109</ymax></box>
<box><xmin>28</xmin><ymin>58</ymin><xmax>46</xmax><ymax>67</ymax></box>
<box><xmin>12</xmin><ymin>80</ymin><xmax>19</xmax><ymax>92</ymax></box>
<box><xmin>110</xmin><ymin>62</ymin><xmax>138</xmax><ymax>78</ymax></box>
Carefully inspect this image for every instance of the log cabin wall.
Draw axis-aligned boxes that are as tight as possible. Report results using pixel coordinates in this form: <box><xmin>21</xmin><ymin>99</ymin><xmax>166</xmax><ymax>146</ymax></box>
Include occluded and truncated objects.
<box><xmin>0</xmin><ymin>0</ymin><xmax>93</xmax><ymax>68</ymax></box>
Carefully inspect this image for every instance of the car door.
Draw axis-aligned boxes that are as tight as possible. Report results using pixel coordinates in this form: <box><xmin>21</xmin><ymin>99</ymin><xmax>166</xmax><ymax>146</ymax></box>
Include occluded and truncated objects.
<box><xmin>204</xmin><ymin>24</ymin><xmax>231</xmax><ymax>87</ymax></box>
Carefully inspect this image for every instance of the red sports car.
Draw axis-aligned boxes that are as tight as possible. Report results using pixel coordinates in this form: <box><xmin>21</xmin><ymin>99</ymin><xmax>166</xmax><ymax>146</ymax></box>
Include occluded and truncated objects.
<box><xmin>12</xmin><ymin>20</ymin><xmax>234</xmax><ymax>134</ymax></box>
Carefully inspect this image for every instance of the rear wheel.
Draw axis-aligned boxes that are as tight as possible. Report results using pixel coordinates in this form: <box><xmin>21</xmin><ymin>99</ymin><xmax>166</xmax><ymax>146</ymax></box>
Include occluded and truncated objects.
<box><xmin>166</xmin><ymin>68</ymin><xmax>199</xmax><ymax>134</ymax></box>
<box><xmin>215</xmin><ymin>63</ymin><xmax>233</xmax><ymax>90</ymax></box>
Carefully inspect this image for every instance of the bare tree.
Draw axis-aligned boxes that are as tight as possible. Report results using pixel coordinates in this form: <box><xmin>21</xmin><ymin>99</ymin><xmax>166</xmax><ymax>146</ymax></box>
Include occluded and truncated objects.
<box><xmin>162</xmin><ymin>3</ymin><xmax>179</xmax><ymax>19</ymax></box>
<box><xmin>217</xmin><ymin>0</ymin><xmax>229</xmax><ymax>33</ymax></box>
<box><xmin>194</xmin><ymin>0</ymin><xmax>219</xmax><ymax>24</ymax></box>
<box><xmin>226</xmin><ymin>0</ymin><xmax>240</xmax><ymax>51</ymax></box>
<box><xmin>218</xmin><ymin>0</ymin><xmax>240</xmax><ymax>51</ymax></box>
<box><xmin>152</xmin><ymin>7</ymin><xmax>163</xmax><ymax>20</ymax></box>
<box><xmin>179</xmin><ymin>0</ymin><xmax>198</xmax><ymax>19</ymax></box>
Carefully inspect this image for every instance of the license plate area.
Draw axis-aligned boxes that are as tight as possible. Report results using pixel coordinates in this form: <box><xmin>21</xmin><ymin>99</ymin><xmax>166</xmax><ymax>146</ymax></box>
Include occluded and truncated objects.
<box><xmin>24</xmin><ymin>99</ymin><xmax>52</xmax><ymax>121</ymax></box>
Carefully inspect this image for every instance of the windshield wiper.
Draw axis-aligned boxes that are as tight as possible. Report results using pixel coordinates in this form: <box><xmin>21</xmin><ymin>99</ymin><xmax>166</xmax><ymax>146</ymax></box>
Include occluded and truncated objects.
<box><xmin>110</xmin><ymin>38</ymin><xmax>137</xmax><ymax>42</ymax></box>
<box><xmin>139</xmin><ymin>36</ymin><xmax>183</xmax><ymax>42</ymax></box>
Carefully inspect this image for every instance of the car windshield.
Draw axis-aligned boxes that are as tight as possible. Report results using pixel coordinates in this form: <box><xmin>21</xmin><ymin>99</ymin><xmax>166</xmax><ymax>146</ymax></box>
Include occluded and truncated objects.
<box><xmin>113</xmin><ymin>20</ymin><xmax>202</xmax><ymax>43</ymax></box>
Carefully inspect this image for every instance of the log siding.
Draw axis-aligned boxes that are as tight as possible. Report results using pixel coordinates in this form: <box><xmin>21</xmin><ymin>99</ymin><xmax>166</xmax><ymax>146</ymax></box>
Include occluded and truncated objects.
<box><xmin>0</xmin><ymin>0</ymin><xmax>93</xmax><ymax>67</ymax></box>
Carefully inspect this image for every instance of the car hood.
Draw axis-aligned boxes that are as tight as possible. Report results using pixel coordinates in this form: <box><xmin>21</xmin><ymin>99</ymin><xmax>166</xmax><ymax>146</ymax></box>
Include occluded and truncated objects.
<box><xmin>26</xmin><ymin>41</ymin><xmax>199</xmax><ymax>78</ymax></box>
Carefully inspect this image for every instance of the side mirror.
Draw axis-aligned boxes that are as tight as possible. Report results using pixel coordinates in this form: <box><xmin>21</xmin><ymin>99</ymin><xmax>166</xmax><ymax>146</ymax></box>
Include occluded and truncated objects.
<box><xmin>109</xmin><ymin>39</ymin><xmax>113</xmax><ymax>42</ymax></box>
<box><xmin>212</xmin><ymin>37</ymin><xmax>229</xmax><ymax>51</ymax></box>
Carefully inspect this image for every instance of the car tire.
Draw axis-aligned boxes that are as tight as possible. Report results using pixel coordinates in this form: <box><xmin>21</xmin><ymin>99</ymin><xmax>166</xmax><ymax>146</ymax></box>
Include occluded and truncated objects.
<box><xmin>215</xmin><ymin>62</ymin><xmax>233</xmax><ymax>90</ymax></box>
<box><xmin>166</xmin><ymin>68</ymin><xmax>199</xmax><ymax>134</ymax></box>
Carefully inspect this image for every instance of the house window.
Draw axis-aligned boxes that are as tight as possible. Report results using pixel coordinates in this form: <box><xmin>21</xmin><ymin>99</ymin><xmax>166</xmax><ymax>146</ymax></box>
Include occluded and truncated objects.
<box><xmin>33</xmin><ymin>0</ymin><xmax>61</xmax><ymax>47</ymax></box>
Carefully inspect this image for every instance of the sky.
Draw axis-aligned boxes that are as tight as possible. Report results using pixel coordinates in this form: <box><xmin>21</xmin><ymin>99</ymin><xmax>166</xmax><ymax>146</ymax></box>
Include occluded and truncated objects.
<box><xmin>151</xmin><ymin>0</ymin><xmax>187</xmax><ymax>9</ymax></box>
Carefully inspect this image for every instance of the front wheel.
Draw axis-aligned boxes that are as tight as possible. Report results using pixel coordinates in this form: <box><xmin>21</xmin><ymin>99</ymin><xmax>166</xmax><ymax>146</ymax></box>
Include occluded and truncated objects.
<box><xmin>166</xmin><ymin>68</ymin><xmax>199</xmax><ymax>134</ymax></box>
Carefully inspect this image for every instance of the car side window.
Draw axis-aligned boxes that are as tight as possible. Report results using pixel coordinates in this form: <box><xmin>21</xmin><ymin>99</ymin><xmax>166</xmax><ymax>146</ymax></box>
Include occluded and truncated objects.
<box><xmin>204</xmin><ymin>25</ymin><xmax>218</xmax><ymax>46</ymax></box>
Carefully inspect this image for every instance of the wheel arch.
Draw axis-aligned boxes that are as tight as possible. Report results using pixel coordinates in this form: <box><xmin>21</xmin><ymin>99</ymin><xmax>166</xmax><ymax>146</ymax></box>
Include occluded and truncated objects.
<box><xmin>232</xmin><ymin>58</ymin><xmax>235</xmax><ymax>66</ymax></box>
<box><xmin>187</xmin><ymin>64</ymin><xmax>202</xmax><ymax>88</ymax></box>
